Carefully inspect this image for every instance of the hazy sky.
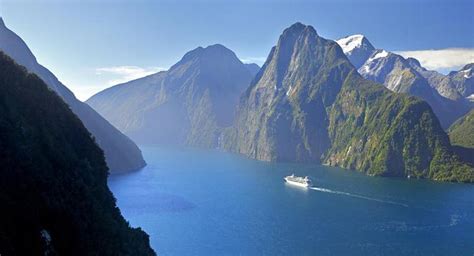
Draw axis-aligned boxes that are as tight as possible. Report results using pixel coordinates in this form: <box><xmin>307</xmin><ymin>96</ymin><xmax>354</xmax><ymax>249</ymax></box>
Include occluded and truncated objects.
<box><xmin>1</xmin><ymin>0</ymin><xmax>473</xmax><ymax>100</ymax></box>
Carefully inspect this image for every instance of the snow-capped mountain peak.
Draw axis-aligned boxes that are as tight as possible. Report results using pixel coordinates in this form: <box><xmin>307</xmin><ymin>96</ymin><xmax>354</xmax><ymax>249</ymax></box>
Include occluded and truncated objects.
<box><xmin>336</xmin><ymin>34</ymin><xmax>375</xmax><ymax>69</ymax></box>
<box><xmin>336</xmin><ymin>34</ymin><xmax>367</xmax><ymax>54</ymax></box>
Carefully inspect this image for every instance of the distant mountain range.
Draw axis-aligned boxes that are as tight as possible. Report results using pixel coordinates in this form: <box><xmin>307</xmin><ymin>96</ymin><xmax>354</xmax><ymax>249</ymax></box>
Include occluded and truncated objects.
<box><xmin>0</xmin><ymin>18</ymin><xmax>145</xmax><ymax>173</ymax></box>
<box><xmin>337</xmin><ymin>34</ymin><xmax>472</xmax><ymax>128</ymax></box>
<box><xmin>221</xmin><ymin>23</ymin><xmax>472</xmax><ymax>182</ymax></box>
<box><xmin>87</xmin><ymin>44</ymin><xmax>259</xmax><ymax>147</ymax></box>
<box><xmin>87</xmin><ymin>22</ymin><xmax>473</xmax><ymax>182</ymax></box>
<box><xmin>0</xmin><ymin>51</ymin><xmax>155</xmax><ymax>255</ymax></box>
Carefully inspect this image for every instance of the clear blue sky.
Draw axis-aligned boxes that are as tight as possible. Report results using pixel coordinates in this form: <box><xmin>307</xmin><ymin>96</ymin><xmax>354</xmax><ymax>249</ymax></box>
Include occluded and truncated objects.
<box><xmin>1</xmin><ymin>0</ymin><xmax>473</xmax><ymax>100</ymax></box>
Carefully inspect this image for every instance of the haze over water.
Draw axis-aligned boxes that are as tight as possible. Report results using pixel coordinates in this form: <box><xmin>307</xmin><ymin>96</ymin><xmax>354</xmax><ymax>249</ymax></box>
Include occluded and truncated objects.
<box><xmin>109</xmin><ymin>146</ymin><xmax>474</xmax><ymax>255</ymax></box>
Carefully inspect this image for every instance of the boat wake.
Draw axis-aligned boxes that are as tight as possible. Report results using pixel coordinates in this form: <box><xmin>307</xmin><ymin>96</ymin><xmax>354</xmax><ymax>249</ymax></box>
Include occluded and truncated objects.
<box><xmin>309</xmin><ymin>186</ymin><xmax>408</xmax><ymax>207</ymax></box>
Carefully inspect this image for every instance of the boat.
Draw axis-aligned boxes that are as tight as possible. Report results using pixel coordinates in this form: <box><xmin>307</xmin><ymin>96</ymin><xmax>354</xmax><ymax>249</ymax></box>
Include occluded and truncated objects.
<box><xmin>284</xmin><ymin>174</ymin><xmax>312</xmax><ymax>188</ymax></box>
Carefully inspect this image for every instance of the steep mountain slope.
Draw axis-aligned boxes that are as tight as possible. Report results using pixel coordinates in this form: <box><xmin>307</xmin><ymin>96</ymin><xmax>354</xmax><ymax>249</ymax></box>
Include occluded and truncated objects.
<box><xmin>244</xmin><ymin>63</ymin><xmax>261</xmax><ymax>75</ymax></box>
<box><xmin>447</xmin><ymin>64</ymin><xmax>474</xmax><ymax>99</ymax></box>
<box><xmin>223</xmin><ymin>23</ymin><xmax>473</xmax><ymax>182</ymax></box>
<box><xmin>448</xmin><ymin>109</ymin><xmax>474</xmax><ymax>165</ymax></box>
<box><xmin>0</xmin><ymin>18</ymin><xmax>145</xmax><ymax>173</ymax></box>
<box><xmin>449</xmin><ymin>109</ymin><xmax>474</xmax><ymax>148</ymax></box>
<box><xmin>87</xmin><ymin>44</ymin><xmax>255</xmax><ymax>147</ymax></box>
<box><xmin>336</xmin><ymin>34</ymin><xmax>375</xmax><ymax>69</ymax></box>
<box><xmin>407</xmin><ymin>60</ymin><xmax>474</xmax><ymax>105</ymax></box>
<box><xmin>337</xmin><ymin>34</ymin><xmax>470</xmax><ymax>128</ymax></box>
<box><xmin>359</xmin><ymin>51</ymin><xmax>470</xmax><ymax>128</ymax></box>
<box><xmin>406</xmin><ymin>58</ymin><xmax>463</xmax><ymax>100</ymax></box>
<box><xmin>0</xmin><ymin>52</ymin><xmax>155</xmax><ymax>255</ymax></box>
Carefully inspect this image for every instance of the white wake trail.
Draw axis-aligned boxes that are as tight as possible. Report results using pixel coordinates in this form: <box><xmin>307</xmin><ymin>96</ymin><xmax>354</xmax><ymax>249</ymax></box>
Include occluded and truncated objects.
<box><xmin>309</xmin><ymin>186</ymin><xmax>408</xmax><ymax>207</ymax></box>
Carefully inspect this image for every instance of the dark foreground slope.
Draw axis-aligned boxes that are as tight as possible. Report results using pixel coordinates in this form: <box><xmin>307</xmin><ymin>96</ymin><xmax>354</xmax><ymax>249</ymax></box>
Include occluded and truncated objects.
<box><xmin>0</xmin><ymin>52</ymin><xmax>155</xmax><ymax>255</ymax></box>
<box><xmin>0</xmin><ymin>18</ymin><xmax>145</xmax><ymax>173</ymax></box>
<box><xmin>223</xmin><ymin>23</ymin><xmax>473</xmax><ymax>182</ymax></box>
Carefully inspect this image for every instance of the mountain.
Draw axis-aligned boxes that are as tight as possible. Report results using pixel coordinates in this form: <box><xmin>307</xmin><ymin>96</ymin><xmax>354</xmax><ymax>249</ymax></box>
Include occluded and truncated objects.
<box><xmin>406</xmin><ymin>58</ymin><xmax>463</xmax><ymax>101</ymax></box>
<box><xmin>359</xmin><ymin>49</ymin><xmax>470</xmax><ymax>128</ymax></box>
<box><xmin>449</xmin><ymin>109</ymin><xmax>474</xmax><ymax>148</ymax></box>
<box><xmin>448</xmin><ymin>109</ymin><xmax>474</xmax><ymax>166</ymax></box>
<box><xmin>0</xmin><ymin>51</ymin><xmax>155</xmax><ymax>255</ymax></box>
<box><xmin>336</xmin><ymin>34</ymin><xmax>375</xmax><ymax>69</ymax></box>
<box><xmin>407</xmin><ymin>59</ymin><xmax>474</xmax><ymax>105</ymax></box>
<box><xmin>244</xmin><ymin>63</ymin><xmax>261</xmax><ymax>75</ymax></box>
<box><xmin>0</xmin><ymin>18</ymin><xmax>145</xmax><ymax>173</ymax></box>
<box><xmin>447</xmin><ymin>64</ymin><xmax>474</xmax><ymax>99</ymax></box>
<box><xmin>337</xmin><ymin>35</ymin><xmax>470</xmax><ymax>128</ymax></box>
<box><xmin>222</xmin><ymin>23</ymin><xmax>473</xmax><ymax>182</ymax></box>
<box><xmin>87</xmin><ymin>44</ymin><xmax>255</xmax><ymax>147</ymax></box>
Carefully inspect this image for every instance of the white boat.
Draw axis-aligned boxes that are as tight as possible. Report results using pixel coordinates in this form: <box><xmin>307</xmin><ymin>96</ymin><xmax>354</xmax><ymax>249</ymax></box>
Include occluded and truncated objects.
<box><xmin>284</xmin><ymin>174</ymin><xmax>312</xmax><ymax>188</ymax></box>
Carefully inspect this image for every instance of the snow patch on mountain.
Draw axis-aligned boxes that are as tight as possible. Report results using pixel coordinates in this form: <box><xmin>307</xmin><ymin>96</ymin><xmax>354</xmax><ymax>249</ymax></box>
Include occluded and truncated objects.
<box><xmin>368</xmin><ymin>50</ymin><xmax>389</xmax><ymax>62</ymax></box>
<box><xmin>359</xmin><ymin>50</ymin><xmax>390</xmax><ymax>76</ymax></box>
<box><xmin>460</xmin><ymin>68</ymin><xmax>472</xmax><ymax>79</ymax></box>
<box><xmin>336</xmin><ymin>34</ymin><xmax>365</xmax><ymax>54</ymax></box>
<box><xmin>466</xmin><ymin>94</ymin><xmax>474</xmax><ymax>101</ymax></box>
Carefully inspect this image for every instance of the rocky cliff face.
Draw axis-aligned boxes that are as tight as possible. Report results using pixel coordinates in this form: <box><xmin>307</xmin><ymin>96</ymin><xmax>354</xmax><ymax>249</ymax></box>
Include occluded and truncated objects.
<box><xmin>406</xmin><ymin>60</ymin><xmax>473</xmax><ymax>105</ymax></box>
<box><xmin>447</xmin><ymin>64</ymin><xmax>474</xmax><ymax>99</ymax></box>
<box><xmin>87</xmin><ymin>44</ymin><xmax>256</xmax><ymax>147</ymax></box>
<box><xmin>406</xmin><ymin>58</ymin><xmax>463</xmax><ymax>101</ymax></box>
<box><xmin>0</xmin><ymin>18</ymin><xmax>145</xmax><ymax>173</ymax></box>
<box><xmin>223</xmin><ymin>23</ymin><xmax>473</xmax><ymax>182</ymax></box>
<box><xmin>222</xmin><ymin>23</ymin><xmax>350</xmax><ymax>162</ymax></box>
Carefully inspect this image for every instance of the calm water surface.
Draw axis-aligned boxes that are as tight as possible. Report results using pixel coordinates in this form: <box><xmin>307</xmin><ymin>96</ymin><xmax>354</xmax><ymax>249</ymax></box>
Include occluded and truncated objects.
<box><xmin>108</xmin><ymin>146</ymin><xmax>474</xmax><ymax>255</ymax></box>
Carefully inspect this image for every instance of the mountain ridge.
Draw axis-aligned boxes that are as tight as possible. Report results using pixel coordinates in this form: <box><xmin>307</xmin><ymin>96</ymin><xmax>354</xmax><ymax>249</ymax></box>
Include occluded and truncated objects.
<box><xmin>337</xmin><ymin>34</ymin><xmax>471</xmax><ymax>128</ymax></box>
<box><xmin>0</xmin><ymin>18</ymin><xmax>146</xmax><ymax>173</ymax></box>
<box><xmin>87</xmin><ymin>44</ymin><xmax>257</xmax><ymax>147</ymax></box>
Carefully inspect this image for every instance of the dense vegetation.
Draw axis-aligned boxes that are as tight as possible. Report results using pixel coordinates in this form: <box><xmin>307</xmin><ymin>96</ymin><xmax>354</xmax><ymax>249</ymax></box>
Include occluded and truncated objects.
<box><xmin>0</xmin><ymin>52</ymin><xmax>155</xmax><ymax>255</ymax></box>
<box><xmin>357</xmin><ymin>50</ymin><xmax>470</xmax><ymax>129</ymax></box>
<box><xmin>448</xmin><ymin>110</ymin><xmax>474</xmax><ymax>166</ymax></box>
<box><xmin>449</xmin><ymin>109</ymin><xmax>474</xmax><ymax>148</ymax></box>
<box><xmin>326</xmin><ymin>74</ymin><xmax>473</xmax><ymax>182</ymax></box>
<box><xmin>223</xmin><ymin>23</ymin><xmax>474</xmax><ymax>183</ymax></box>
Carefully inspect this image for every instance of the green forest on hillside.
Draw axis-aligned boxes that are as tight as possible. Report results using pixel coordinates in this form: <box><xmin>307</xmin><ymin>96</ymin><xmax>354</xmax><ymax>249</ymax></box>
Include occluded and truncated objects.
<box><xmin>0</xmin><ymin>52</ymin><xmax>155</xmax><ymax>255</ymax></box>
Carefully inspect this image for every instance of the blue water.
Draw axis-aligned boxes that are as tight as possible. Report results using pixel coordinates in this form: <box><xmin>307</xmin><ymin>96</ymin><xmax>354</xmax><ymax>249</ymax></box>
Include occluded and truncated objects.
<box><xmin>108</xmin><ymin>146</ymin><xmax>474</xmax><ymax>255</ymax></box>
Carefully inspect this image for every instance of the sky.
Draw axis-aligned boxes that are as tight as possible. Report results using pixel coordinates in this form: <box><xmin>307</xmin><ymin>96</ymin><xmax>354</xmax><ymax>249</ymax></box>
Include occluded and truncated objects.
<box><xmin>1</xmin><ymin>0</ymin><xmax>473</xmax><ymax>101</ymax></box>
